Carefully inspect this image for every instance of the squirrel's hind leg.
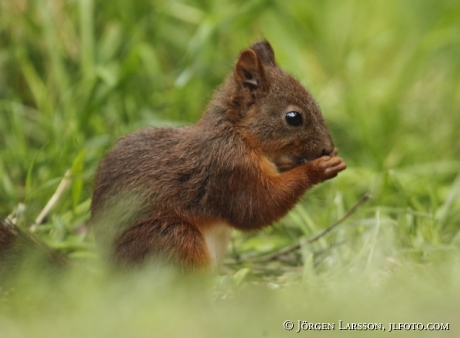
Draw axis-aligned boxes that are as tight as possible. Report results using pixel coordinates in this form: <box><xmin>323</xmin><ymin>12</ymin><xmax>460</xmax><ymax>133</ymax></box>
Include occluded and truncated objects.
<box><xmin>113</xmin><ymin>215</ymin><xmax>211</xmax><ymax>271</ymax></box>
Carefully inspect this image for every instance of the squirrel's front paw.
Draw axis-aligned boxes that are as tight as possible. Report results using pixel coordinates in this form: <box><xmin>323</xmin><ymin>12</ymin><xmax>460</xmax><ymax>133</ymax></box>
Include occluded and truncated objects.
<box><xmin>306</xmin><ymin>155</ymin><xmax>346</xmax><ymax>184</ymax></box>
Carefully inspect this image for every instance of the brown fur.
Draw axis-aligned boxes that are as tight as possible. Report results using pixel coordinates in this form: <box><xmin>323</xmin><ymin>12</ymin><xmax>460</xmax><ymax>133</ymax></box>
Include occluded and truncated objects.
<box><xmin>90</xmin><ymin>40</ymin><xmax>347</xmax><ymax>270</ymax></box>
<box><xmin>0</xmin><ymin>220</ymin><xmax>68</xmax><ymax>278</ymax></box>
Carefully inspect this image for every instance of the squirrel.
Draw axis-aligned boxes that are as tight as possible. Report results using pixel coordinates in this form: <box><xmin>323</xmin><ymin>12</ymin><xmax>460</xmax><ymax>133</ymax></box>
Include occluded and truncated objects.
<box><xmin>89</xmin><ymin>40</ymin><xmax>346</xmax><ymax>270</ymax></box>
<box><xmin>0</xmin><ymin>40</ymin><xmax>346</xmax><ymax>274</ymax></box>
<box><xmin>0</xmin><ymin>219</ymin><xmax>68</xmax><ymax>279</ymax></box>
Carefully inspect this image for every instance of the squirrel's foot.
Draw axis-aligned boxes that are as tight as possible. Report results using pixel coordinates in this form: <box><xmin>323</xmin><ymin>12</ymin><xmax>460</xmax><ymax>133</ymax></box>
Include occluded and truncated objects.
<box><xmin>306</xmin><ymin>153</ymin><xmax>346</xmax><ymax>184</ymax></box>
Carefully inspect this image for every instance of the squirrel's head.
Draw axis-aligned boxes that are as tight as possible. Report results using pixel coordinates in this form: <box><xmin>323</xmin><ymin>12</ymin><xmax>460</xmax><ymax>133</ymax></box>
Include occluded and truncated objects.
<box><xmin>229</xmin><ymin>40</ymin><xmax>335</xmax><ymax>172</ymax></box>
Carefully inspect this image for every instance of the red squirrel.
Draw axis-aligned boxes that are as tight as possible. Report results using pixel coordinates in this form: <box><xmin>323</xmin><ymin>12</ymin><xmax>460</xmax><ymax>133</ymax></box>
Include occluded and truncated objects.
<box><xmin>89</xmin><ymin>40</ymin><xmax>346</xmax><ymax>270</ymax></box>
<box><xmin>0</xmin><ymin>40</ymin><xmax>346</xmax><ymax>273</ymax></box>
<box><xmin>0</xmin><ymin>219</ymin><xmax>68</xmax><ymax>275</ymax></box>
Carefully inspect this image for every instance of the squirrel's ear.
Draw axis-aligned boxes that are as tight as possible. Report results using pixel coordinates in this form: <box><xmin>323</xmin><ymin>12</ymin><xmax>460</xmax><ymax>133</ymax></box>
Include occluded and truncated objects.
<box><xmin>251</xmin><ymin>40</ymin><xmax>276</xmax><ymax>66</ymax></box>
<box><xmin>234</xmin><ymin>49</ymin><xmax>267</xmax><ymax>91</ymax></box>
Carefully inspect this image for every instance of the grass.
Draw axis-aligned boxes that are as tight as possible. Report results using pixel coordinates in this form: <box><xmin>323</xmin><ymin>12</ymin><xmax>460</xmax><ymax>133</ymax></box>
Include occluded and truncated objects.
<box><xmin>1</xmin><ymin>0</ymin><xmax>460</xmax><ymax>337</ymax></box>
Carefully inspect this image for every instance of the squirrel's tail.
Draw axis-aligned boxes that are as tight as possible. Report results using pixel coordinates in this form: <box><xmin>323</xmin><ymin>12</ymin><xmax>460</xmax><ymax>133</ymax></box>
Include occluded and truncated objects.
<box><xmin>0</xmin><ymin>219</ymin><xmax>68</xmax><ymax>280</ymax></box>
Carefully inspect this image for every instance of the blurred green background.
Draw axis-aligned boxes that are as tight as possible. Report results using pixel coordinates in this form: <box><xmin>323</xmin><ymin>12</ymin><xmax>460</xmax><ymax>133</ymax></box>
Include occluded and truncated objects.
<box><xmin>1</xmin><ymin>0</ymin><xmax>460</xmax><ymax>337</ymax></box>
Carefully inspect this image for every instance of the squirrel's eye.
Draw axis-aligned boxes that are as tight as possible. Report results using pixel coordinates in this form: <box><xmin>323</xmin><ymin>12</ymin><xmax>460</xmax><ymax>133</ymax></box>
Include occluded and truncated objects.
<box><xmin>285</xmin><ymin>111</ymin><xmax>302</xmax><ymax>126</ymax></box>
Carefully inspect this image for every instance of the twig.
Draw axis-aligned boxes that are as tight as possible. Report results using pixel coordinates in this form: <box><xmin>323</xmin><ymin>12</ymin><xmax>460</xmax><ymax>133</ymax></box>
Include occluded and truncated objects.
<box><xmin>31</xmin><ymin>169</ymin><xmax>72</xmax><ymax>232</ymax></box>
<box><xmin>6</xmin><ymin>203</ymin><xmax>26</xmax><ymax>224</ymax></box>
<box><xmin>306</xmin><ymin>193</ymin><xmax>372</xmax><ymax>243</ymax></box>
<box><xmin>245</xmin><ymin>193</ymin><xmax>372</xmax><ymax>263</ymax></box>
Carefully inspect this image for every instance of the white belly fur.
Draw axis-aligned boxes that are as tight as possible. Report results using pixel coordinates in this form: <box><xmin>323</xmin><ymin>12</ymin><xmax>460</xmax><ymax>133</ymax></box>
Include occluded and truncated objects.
<box><xmin>203</xmin><ymin>221</ymin><xmax>232</xmax><ymax>265</ymax></box>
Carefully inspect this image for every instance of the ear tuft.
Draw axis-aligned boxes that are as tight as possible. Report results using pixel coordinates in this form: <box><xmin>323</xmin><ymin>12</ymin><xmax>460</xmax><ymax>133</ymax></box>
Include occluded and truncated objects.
<box><xmin>250</xmin><ymin>40</ymin><xmax>276</xmax><ymax>66</ymax></box>
<box><xmin>234</xmin><ymin>49</ymin><xmax>264</xmax><ymax>89</ymax></box>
